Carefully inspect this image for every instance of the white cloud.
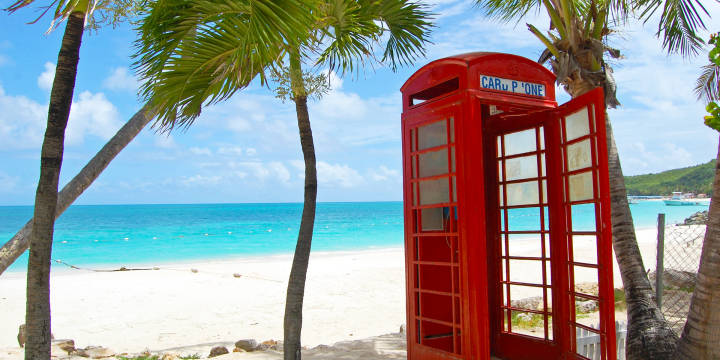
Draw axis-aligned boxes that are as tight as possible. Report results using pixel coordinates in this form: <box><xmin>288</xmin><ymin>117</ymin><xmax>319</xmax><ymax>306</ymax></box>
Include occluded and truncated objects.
<box><xmin>268</xmin><ymin>161</ymin><xmax>291</xmax><ymax>183</ymax></box>
<box><xmin>317</xmin><ymin>161</ymin><xmax>363</xmax><ymax>188</ymax></box>
<box><xmin>190</xmin><ymin>147</ymin><xmax>212</xmax><ymax>156</ymax></box>
<box><xmin>245</xmin><ymin>148</ymin><xmax>257</xmax><ymax>156</ymax></box>
<box><xmin>368</xmin><ymin>165</ymin><xmax>401</xmax><ymax>182</ymax></box>
<box><xmin>65</xmin><ymin>91</ymin><xmax>122</xmax><ymax>145</ymax></box>
<box><xmin>182</xmin><ymin>174</ymin><xmax>222</xmax><ymax>186</ymax></box>
<box><xmin>0</xmin><ymin>85</ymin><xmax>47</xmax><ymax>149</ymax></box>
<box><xmin>217</xmin><ymin>146</ymin><xmax>244</xmax><ymax>156</ymax></box>
<box><xmin>38</xmin><ymin>62</ymin><xmax>55</xmax><ymax>91</ymax></box>
<box><xmin>103</xmin><ymin>67</ymin><xmax>140</xmax><ymax>92</ymax></box>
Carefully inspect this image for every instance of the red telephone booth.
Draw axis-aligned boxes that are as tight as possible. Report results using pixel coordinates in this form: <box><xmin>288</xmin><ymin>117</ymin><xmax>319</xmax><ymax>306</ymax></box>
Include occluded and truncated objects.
<box><xmin>400</xmin><ymin>52</ymin><xmax>616</xmax><ymax>360</ymax></box>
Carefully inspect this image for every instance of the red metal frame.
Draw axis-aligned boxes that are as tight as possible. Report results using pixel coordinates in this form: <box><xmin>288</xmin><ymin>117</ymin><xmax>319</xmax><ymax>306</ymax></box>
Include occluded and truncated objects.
<box><xmin>401</xmin><ymin>53</ymin><xmax>615</xmax><ymax>360</ymax></box>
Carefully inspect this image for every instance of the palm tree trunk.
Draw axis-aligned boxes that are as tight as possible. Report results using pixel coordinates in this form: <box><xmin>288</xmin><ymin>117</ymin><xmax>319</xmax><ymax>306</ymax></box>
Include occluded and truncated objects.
<box><xmin>0</xmin><ymin>105</ymin><xmax>151</xmax><ymax>277</ymax></box>
<box><xmin>25</xmin><ymin>11</ymin><xmax>85</xmax><ymax>360</ymax></box>
<box><xmin>605</xmin><ymin>116</ymin><xmax>678</xmax><ymax>359</ymax></box>
<box><xmin>674</xmin><ymin>135</ymin><xmax>720</xmax><ymax>359</ymax></box>
<box><xmin>283</xmin><ymin>53</ymin><xmax>317</xmax><ymax>360</ymax></box>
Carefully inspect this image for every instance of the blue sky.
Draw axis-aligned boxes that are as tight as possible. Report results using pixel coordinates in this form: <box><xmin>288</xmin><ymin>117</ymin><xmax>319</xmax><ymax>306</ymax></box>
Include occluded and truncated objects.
<box><xmin>0</xmin><ymin>1</ymin><xmax>719</xmax><ymax>205</ymax></box>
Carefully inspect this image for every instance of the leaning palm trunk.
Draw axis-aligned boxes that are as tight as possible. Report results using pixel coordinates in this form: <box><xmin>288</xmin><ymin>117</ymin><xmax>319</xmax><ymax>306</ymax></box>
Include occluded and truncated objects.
<box><xmin>605</xmin><ymin>116</ymin><xmax>678</xmax><ymax>359</ymax></box>
<box><xmin>0</xmin><ymin>105</ymin><xmax>151</xmax><ymax>277</ymax></box>
<box><xmin>283</xmin><ymin>53</ymin><xmax>317</xmax><ymax>360</ymax></box>
<box><xmin>674</xmin><ymin>136</ymin><xmax>720</xmax><ymax>358</ymax></box>
<box><xmin>25</xmin><ymin>11</ymin><xmax>85</xmax><ymax>360</ymax></box>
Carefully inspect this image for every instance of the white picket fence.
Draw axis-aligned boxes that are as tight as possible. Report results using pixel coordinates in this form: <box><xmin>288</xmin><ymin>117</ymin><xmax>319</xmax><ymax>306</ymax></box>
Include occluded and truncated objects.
<box><xmin>575</xmin><ymin>321</ymin><xmax>627</xmax><ymax>360</ymax></box>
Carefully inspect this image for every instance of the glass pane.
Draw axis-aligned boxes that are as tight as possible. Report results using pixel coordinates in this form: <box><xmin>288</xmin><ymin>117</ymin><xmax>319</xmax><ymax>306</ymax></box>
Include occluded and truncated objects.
<box><xmin>569</xmin><ymin>171</ymin><xmax>594</xmax><ymax>202</ymax></box>
<box><xmin>575</xmin><ymin>297</ymin><xmax>601</xmax><ymax>330</ymax></box>
<box><xmin>452</xmin><ymin>176</ymin><xmax>457</xmax><ymax>202</ymax></box>
<box><xmin>575</xmin><ymin>327</ymin><xmax>601</xmax><ymax>358</ymax></box>
<box><xmin>540</xmin><ymin>155</ymin><xmax>546</xmax><ymax>177</ymax></box>
<box><xmin>571</xmin><ymin>235</ymin><xmax>598</xmax><ymax>264</ymax></box>
<box><xmin>499</xmin><ymin>185</ymin><xmax>505</xmax><ymax>207</ymax></box>
<box><xmin>565</xmin><ymin>108</ymin><xmax>590</xmax><ymax>141</ymax></box>
<box><xmin>506</xmin><ymin>180</ymin><xmax>540</xmax><ymax>206</ymax></box>
<box><xmin>450</xmin><ymin>118</ymin><xmax>455</xmax><ymax>143</ymax></box>
<box><xmin>421</xmin><ymin>207</ymin><xmax>444</xmax><ymax>231</ymax></box>
<box><xmin>567</xmin><ymin>139</ymin><xmax>592</xmax><ymax>171</ymax></box>
<box><xmin>506</xmin><ymin>233</ymin><xmax>542</xmax><ymax>258</ymax></box>
<box><xmin>411</xmin><ymin>156</ymin><xmax>417</xmax><ymax>179</ymax></box>
<box><xmin>509</xmin><ymin>260</ymin><xmax>543</xmax><ymax>284</ymax></box>
<box><xmin>539</xmin><ymin>127</ymin><xmax>545</xmax><ymax>150</ymax></box>
<box><xmin>410</xmin><ymin>128</ymin><xmax>416</xmax><ymax>152</ymax></box>
<box><xmin>412</xmin><ymin>182</ymin><xmax>417</xmax><ymax>206</ymax></box>
<box><xmin>450</xmin><ymin>147</ymin><xmax>455</xmax><ymax>173</ymax></box>
<box><xmin>542</xmin><ymin>179</ymin><xmax>547</xmax><ymax>204</ymax></box>
<box><xmin>420</xmin><ymin>178</ymin><xmax>450</xmax><ymax>205</ymax></box>
<box><xmin>419</xmin><ymin>148</ymin><xmax>449</xmax><ymax>177</ymax></box>
<box><xmin>505</xmin><ymin>155</ymin><xmax>538</xmax><ymax>181</ymax></box>
<box><xmin>573</xmin><ymin>266</ymin><xmax>599</xmax><ymax>294</ymax></box>
<box><xmin>497</xmin><ymin>136</ymin><xmax>502</xmax><ymax>155</ymax></box>
<box><xmin>509</xmin><ymin>286</ymin><xmax>544</xmax><ymax>312</ymax></box>
<box><xmin>570</xmin><ymin>204</ymin><xmax>596</xmax><ymax>232</ymax></box>
<box><xmin>506</xmin><ymin>208</ymin><xmax>541</xmax><ymax>231</ymax></box>
<box><xmin>504</xmin><ymin>128</ymin><xmax>537</xmax><ymax>156</ymax></box>
<box><xmin>418</xmin><ymin>120</ymin><xmax>447</xmax><ymax>150</ymax></box>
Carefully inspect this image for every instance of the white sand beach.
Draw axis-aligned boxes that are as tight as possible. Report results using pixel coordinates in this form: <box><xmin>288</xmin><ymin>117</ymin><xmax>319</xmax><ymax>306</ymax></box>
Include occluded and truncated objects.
<box><xmin>0</xmin><ymin>227</ymin><xmax>662</xmax><ymax>358</ymax></box>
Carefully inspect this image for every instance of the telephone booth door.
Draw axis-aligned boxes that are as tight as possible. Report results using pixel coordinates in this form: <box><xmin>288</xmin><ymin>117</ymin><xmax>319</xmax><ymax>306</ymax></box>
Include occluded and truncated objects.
<box><xmin>484</xmin><ymin>88</ymin><xmax>616</xmax><ymax>360</ymax></box>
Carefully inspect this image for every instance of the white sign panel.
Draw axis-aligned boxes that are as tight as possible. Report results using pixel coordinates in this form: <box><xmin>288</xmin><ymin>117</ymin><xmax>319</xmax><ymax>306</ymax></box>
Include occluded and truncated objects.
<box><xmin>479</xmin><ymin>74</ymin><xmax>546</xmax><ymax>97</ymax></box>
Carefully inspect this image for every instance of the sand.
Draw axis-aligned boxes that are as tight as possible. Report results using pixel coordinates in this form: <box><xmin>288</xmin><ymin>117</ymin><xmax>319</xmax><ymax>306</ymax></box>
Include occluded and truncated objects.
<box><xmin>0</xmin><ymin>227</ymin><xmax>662</xmax><ymax>357</ymax></box>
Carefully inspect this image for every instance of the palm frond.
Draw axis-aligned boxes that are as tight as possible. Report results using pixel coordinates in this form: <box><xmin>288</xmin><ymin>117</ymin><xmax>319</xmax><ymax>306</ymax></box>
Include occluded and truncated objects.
<box><xmin>133</xmin><ymin>0</ymin><xmax>314</xmax><ymax>132</ymax></box>
<box><xmin>695</xmin><ymin>63</ymin><xmax>720</xmax><ymax>102</ymax></box>
<box><xmin>315</xmin><ymin>0</ymin><xmax>433</xmax><ymax>75</ymax></box>
<box><xmin>636</xmin><ymin>0</ymin><xmax>709</xmax><ymax>56</ymax></box>
<box><xmin>373</xmin><ymin>0</ymin><xmax>434</xmax><ymax>72</ymax></box>
<box><xmin>476</xmin><ymin>0</ymin><xmax>539</xmax><ymax>23</ymax></box>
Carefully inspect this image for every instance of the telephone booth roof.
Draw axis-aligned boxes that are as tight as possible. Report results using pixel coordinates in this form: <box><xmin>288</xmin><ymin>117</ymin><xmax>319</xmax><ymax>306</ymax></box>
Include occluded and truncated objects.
<box><xmin>401</xmin><ymin>52</ymin><xmax>557</xmax><ymax>112</ymax></box>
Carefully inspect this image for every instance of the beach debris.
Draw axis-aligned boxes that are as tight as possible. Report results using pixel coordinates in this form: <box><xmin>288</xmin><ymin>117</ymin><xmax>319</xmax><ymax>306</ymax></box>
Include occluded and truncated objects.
<box><xmin>576</xmin><ymin>300</ymin><xmax>599</xmax><ymax>313</ymax></box>
<box><xmin>258</xmin><ymin>339</ymin><xmax>281</xmax><ymax>351</ymax></box>
<box><xmin>232</xmin><ymin>347</ymin><xmax>245</xmax><ymax>353</ymax></box>
<box><xmin>17</xmin><ymin>324</ymin><xmax>25</xmax><ymax>348</ymax></box>
<box><xmin>208</xmin><ymin>346</ymin><xmax>229</xmax><ymax>358</ymax></box>
<box><xmin>232</xmin><ymin>273</ymin><xmax>242</xmax><ymax>278</ymax></box>
<box><xmin>649</xmin><ymin>269</ymin><xmax>697</xmax><ymax>289</ymax></box>
<box><xmin>190</xmin><ymin>268</ymin><xmax>199</xmax><ymax>273</ymax></box>
<box><xmin>511</xmin><ymin>296</ymin><xmax>544</xmax><ymax>311</ymax></box>
<box><xmin>52</xmin><ymin>339</ymin><xmax>76</xmax><ymax>353</ymax></box>
<box><xmin>160</xmin><ymin>352</ymin><xmax>180</xmax><ymax>360</ymax></box>
<box><xmin>574</xmin><ymin>282</ymin><xmax>599</xmax><ymax>296</ymax></box>
<box><xmin>153</xmin><ymin>267</ymin><xmax>160</xmax><ymax>270</ymax></box>
<box><xmin>399</xmin><ymin>324</ymin><xmax>406</xmax><ymax>334</ymax></box>
<box><xmin>73</xmin><ymin>346</ymin><xmax>116</xmax><ymax>358</ymax></box>
<box><xmin>683</xmin><ymin>210</ymin><xmax>708</xmax><ymax>225</ymax></box>
<box><xmin>234</xmin><ymin>339</ymin><xmax>258</xmax><ymax>352</ymax></box>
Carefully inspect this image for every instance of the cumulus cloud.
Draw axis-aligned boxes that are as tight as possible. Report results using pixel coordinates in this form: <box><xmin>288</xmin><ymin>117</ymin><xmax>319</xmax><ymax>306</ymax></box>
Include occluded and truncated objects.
<box><xmin>103</xmin><ymin>67</ymin><xmax>139</xmax><ymax>92</ymax></box>
<box><xmin>317</xmin><ymin>161</ymin><xmax>363</xmax><ymax>188</ymax></box>
<box><xmin>0</xmin><ymin>85</ymin><xmax>47</xmax><ymax>149</ymax></box>
<box><xmin>37</xmin><ymin>62</ymin><xmax>55</xmax><ymax>91</ymax></box>
<box><xmin>65</xmin><ymin>91</ymin><xmax>122</xmax><ymax>145</ymax></box>
<box><xmin>155</xmin><ymin>134</ymin><xmax>177</xmax><ymax>149</ymax></box>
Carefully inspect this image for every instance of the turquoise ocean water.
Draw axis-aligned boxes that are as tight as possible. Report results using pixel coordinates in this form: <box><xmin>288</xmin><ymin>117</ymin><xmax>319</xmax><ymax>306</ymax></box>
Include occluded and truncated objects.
<box><xmin>0</xmin><ymin>200</ymin><xmax>708</xmax><ymax>272</ymax></box>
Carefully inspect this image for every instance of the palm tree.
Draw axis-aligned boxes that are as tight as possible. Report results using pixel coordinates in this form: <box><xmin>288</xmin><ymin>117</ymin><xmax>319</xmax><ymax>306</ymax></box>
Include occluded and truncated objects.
<box><xmin>0</xmin><ymin>105</ymin><xmax>153</xmax><ymax>276</ymax></box>
<box><xmin>675</xmin><ymin>34</ymin><xmax>720</xmax><ymax>358</ymax></box>
<box><xmin>5</xmin><ymin>1</ymin><xmax>139</xmax><ymax>358</ymax></box>
<box><xmin>476</xmin><ymin>0</ymin><xmax>711</xmax><ymax>357</ymax></box>
<box><xmin>133</xmin><ymin>1</ymin><xmax>432</xmax><ymax>359</ymax></box>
